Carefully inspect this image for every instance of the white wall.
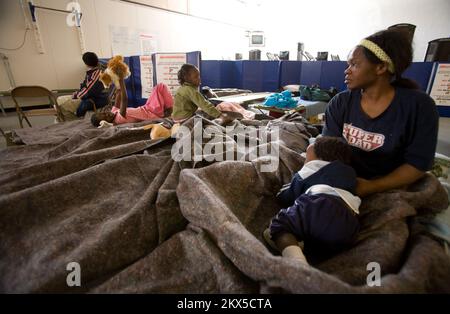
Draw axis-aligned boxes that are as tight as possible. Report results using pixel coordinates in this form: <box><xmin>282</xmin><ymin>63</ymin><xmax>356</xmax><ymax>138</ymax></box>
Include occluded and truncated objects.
<box><xmin>0</xmin><ymin>0</ymin><xmax>449</xmax><ymax>98</ymax></box>
<box><xmin>0</xmin><ymin>0</ymin><xmax>249</xmax><ymax>94</ymax></box>
<box><xmin>255</xmin><ymin>0</ymin><xmax>450</xmax><ymax>64</ymax></box>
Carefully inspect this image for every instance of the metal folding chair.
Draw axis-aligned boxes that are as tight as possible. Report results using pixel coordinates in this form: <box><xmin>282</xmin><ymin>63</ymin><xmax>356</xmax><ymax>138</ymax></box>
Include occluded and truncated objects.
<box><xmin>11</xmin><ymin>86</ymin><xmax>65</xmax><ymax>128</ymax></box>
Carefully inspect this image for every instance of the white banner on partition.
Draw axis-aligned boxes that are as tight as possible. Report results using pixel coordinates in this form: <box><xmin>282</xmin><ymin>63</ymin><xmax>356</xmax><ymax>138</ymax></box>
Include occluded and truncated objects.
<box><xmin>155</xmin><ymin>53</ymin><xmax>187</xmax><ymax>95</ymax></box>
<box><xmin>140</xmin><ymin>56</ymin><xmax>154</xmax><ymax>99</ymax></box>
<box><xmin>430</xmin><ymin>63</ymin><xmax>450</xmax><ymax>106</ymax></box>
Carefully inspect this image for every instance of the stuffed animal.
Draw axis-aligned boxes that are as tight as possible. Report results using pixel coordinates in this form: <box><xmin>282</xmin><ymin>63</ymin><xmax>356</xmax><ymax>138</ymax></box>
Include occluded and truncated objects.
<box><xmin>97</xmin><ymin>120</ymin><xmax>114</xmax><ymax>128</ymax></box>
<box><xmin>146</xmin><ymin>123</ymin><xmax>182</xmax><ymax>139</ymax></box>
<box><xmin>99</xmin><ymin>55</ymin><xmax>131</xmax><ymax>90</ymax></box>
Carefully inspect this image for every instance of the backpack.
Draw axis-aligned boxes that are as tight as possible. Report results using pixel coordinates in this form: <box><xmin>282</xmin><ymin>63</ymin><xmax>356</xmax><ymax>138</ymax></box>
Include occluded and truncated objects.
<box><xmin>299</xmin><ymin>85</ymin><xmax>337</xmax><ymax>102</ymax></box>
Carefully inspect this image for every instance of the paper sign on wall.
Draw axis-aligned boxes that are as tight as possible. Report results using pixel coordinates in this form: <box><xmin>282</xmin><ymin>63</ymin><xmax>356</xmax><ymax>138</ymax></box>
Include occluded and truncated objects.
<box><xmin>140</xmin><ymin>56</ymin><xmax>154</xmax><ymax>99</ymax></box>
<box><xmin>110</xmin><ymin>26</ymin><xmax>140</xmax><ymax>56</ymax></box>
<box><xmin>430</xmin><ymin>63</ymin><xmax>450</xmax><ymax>106</ymax></box>
<box><xmin>155</xmin><ymin>53</ymin><xmax>187</xmax><ymax>95</ymax></box>
<box><xmin>110</xmin><ymin>26</ymin><xmax>157</xmax><ymax>56</ymax></box>
<box><xmin>139</xmin><ymin>34</ymin><xmax>157</xmax><ymax>56</ymax></box>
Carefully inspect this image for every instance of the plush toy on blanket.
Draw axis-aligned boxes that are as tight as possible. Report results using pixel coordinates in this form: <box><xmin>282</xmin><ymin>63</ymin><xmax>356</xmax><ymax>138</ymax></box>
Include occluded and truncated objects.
<box><xmin>99</xmin><ymin>55</ymin><xmax>131</xmax><ymax>90</ymax></box>
<box><xmin>99</xmin><ymin>122</ymin><xmax>175</xmax><ymax>139</ymax></box>
<box><xmin>97</xmin><ymin>120</ymin><xmax>176</xmax><ymax>140</ymax></box>
<box><xmin>98</xmin><ymin>120</ymin><xmax>114</xmax><ymax>128</ymax></box>
<box><xmin>132</xmin><ymin>123</ymin><xmax>179</xmax><ymax>140</ymax></box>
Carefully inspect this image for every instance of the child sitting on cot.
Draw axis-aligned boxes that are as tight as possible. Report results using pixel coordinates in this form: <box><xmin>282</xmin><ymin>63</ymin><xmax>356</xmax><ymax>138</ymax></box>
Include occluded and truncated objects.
<box><xmin>263</xmin><ymin>136</ymin><xmax>361</xmax><ymax>264</ymax></box>
<box><xmin>90</xmin><ymin>78</ymin><xmax>173</xmax><ymax>127</ymax></box>
<box><xmin>171</xmin><ymin>64</ymin><xmax>233</xmax><ymax>124</ymax></box>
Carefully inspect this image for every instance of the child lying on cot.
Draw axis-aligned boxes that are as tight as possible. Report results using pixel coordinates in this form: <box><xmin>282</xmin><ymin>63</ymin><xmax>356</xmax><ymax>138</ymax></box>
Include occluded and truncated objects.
<box><xmin>90</xmin><ymin>78</ymin><xmax>173</xmax><ymax>126</ymax></box>
<box><xmin>264</xmin><ymin>136</ymin><xmax>361</xmax><ymax>264</ymax></box>
<box><xmin>171</xmin><ymin>64</ymin><xmax>235</xmax><ymax>125</ymax></box>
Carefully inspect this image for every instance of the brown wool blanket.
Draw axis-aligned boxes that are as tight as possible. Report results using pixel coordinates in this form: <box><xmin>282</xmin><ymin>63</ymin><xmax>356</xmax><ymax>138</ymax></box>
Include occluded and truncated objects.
<box><xmin>0</xmin><ymin>113</ymin><xmax>448</xmax><ymax>293</ymax></box>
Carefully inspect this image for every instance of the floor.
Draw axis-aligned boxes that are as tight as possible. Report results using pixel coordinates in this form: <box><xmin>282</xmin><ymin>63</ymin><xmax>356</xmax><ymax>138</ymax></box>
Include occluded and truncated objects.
<box><xmin>437</xmin><ymin>117</ymin><xmax>450</xmax><ymax>157</ymax></box>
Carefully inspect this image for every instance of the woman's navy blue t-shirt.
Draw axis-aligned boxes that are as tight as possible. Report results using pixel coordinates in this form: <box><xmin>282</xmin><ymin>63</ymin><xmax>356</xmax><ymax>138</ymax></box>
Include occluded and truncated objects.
<box><xmin>322</xmin><ymin>87</ymin><xmax>439</xmax><ymax>179</ymax></box>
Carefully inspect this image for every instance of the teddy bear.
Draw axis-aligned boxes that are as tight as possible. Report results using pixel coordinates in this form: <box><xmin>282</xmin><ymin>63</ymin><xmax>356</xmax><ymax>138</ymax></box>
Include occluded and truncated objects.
<box><xmin>98</xmin><ymin>120</ymin><xmax>176</xmax><ymax>141</ymax></box>
<box><xmin>99</xmin><ymin>55</ymin><xmax>131</xmax><ymax>90</ymax></box>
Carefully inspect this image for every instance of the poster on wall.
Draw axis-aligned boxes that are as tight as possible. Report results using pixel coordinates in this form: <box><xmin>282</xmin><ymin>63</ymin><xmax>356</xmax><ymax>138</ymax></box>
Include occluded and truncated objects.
<box><xmin>139</xmin><ymin>34</ymin><xmax>157</xmax><ymax>56</ymax></box>
<box><xmin>140</xmin><ymin>56</ymin><xmax>154</xmax><ymax>99</ymax></box>
<box><xmin>155</xmin><ymin>53</ymin><xmax>187</xmax><ymax>95</ymax></box>
<box><xmin>110</xmin><ymin>26</ymin><xmax>157</xmax><ymax>56</ymax></box>
<box><xmin>110</xmin><ymin>26</ymin><xmax>139</xmax><ymax>56</ymax></box>
<box><xmin>429</xmin><ymin>63</ymin><xmax>450</xmax><ymax>106</ymax></box>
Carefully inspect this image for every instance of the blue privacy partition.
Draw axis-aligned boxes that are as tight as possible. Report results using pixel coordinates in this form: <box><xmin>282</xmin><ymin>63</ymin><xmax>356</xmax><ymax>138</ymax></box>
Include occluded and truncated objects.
<box><xmin>201</xmin><ymin>60</ymin><xmax>347</xmax><ymax>91</ymax></box>
<box><xmin>299</xmin><ymin>61</ymin><xmax>347</xmax><ymax>91</ymax></box>
<box><xmin>200</xmin><ymin>60</ymin><xmax>221</xmax><ymax>88</ymax></box>
<box><xmin>124</xmin><ymin>56</ymin><xmax>138</xmax><ymax>107</ymax></box>
<box><xmin>129</xmin><ymin>56</ymin><xmax>150</xmax><ymax>107</ymax></box>
<box><xmin>437</xmin><ymin>105</ymin><xmax>450</xmax><ymax>117</ymax></box>
<box><xmin>300</xmin><ymin>61</ymin><xmax>434</xmax><ymax>92</ymax></box>
<box><xmin>279</xmin><ymin>61</ymin><xmax>302</xmax><ymax>87</ymax></box>
<box><xmin>403</xmin><ymin>62</ymin><xmax>434</xmax><ymax>91</ymax></box>
<box><xmin>187</xmin><ymin>51</ymin><xmax>202</xmax><ymax>71</ymax></box>
<box><xmin>200</xmin><ymin>60</ymin><xmax>240</xmax><ymax>88</ymax></box>
<box><xmin>299</xmin><ymin>62</ymin><xmax>322</xmax><ymax>87</ymax></box>
<box><xmin>320</xmin><ymin>61</ymin><xmax>348</xmax><ymax>91</ymax></box>
<box><xmin>316</xmin><ymin>61</ymin><xmax>433</xmax><ymax>92</ymax></box>
<box><xmin>235</xmin><ymin>60</ymin><xmax>281</xmax><ymax>92</ymax></box>
<box><xmin>176</xmin><ymin>60</ymin><xmax>446</xmax><ymax>117</ymax></box>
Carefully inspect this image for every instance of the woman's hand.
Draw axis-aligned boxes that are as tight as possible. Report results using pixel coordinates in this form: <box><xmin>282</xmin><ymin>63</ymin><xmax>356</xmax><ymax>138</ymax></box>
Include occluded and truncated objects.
<box><xmin>355</xmin><ymin>177</ymin><xmax>374</xmax><ymax>198</ymax></box>
<box><xmin>355</xmin><ymin>164</ymin><xmax>425</xmax><ymax>198</ymax></box>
